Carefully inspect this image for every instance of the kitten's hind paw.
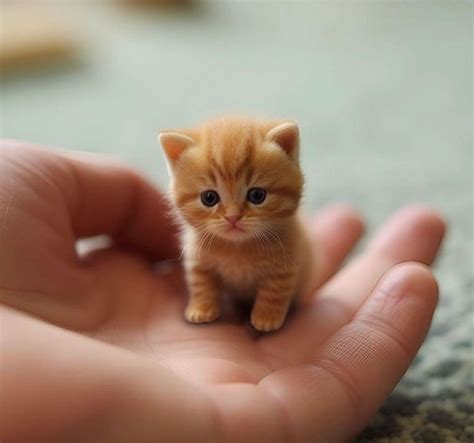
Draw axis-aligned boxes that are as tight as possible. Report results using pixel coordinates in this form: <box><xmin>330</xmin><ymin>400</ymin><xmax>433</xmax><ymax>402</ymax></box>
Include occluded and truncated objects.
<box><xmin>185</xmin><ymin>303</ymin><xmax>220</xmax><ymax>324</ymax></box>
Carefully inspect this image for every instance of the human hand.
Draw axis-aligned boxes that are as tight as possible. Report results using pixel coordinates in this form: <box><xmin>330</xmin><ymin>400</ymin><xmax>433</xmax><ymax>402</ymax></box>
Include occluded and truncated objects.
<box><xmin>0</xmin><ymin>141</ymin><xmax>445</xmax><ymax>443</ymax></box>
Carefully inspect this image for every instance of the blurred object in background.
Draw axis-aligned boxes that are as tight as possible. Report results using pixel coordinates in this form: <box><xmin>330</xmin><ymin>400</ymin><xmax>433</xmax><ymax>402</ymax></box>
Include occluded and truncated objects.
<box><xmin>0</xmin><ymin>3</ymin><xmax>80</xmax><ymax>74</ymax></box>
<box><xmin>118</xmin><ymin>0</ymin><xmax>193</xmax><ymax>9</ymax></box>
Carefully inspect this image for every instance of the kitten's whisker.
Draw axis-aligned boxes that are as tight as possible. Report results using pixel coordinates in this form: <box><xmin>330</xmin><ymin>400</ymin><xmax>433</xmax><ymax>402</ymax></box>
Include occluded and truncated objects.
<box><xmin>261</xmin><ymin>233</ymin><xmax>273</xmax><ymax>264</ymax></box>
<box><xmin>176</xmin><ymin>221</ymin><xmax>214</xmax><ymax>261</ymax></box>
<box><xmin>260</xmin><ymin>224</ymin><xmax>295</xmax><ymax>271</ymax></box>
<box><xmin>257</xmin><ymin>231</ymin><xmax>268</xmax><ymax>260</ymax></box>
<box><xmin>175</xmin><ymin>248</ymin><xmax>186</xmax><ymax>261</ymax></box>
<box><xmin>203</xmin><ymin>229</ymin><xmax>216</xmax><ymax>256</ymax></box>
<box><xmin>277</xmin><ymin>235</ymin><xmax>295</xmax><ymax>270</ymax></box>
<box><xmin>196</xmin><ymin>229</ymin><xmax>211</xmax><ymax>259</ymax></box>
<box><xmin>255</xmin><ymin>231</ymin><xmax>265</xmax><ymax>257</ymax></box>
<box><xmin>208</xmin><ymin>231</ymin><xmax>217</xmax><ymax>254</ymax></box>
<box><xmin>257</xmin><ymin>227</ymin><xmax>277</xmax><ymax>266</ymax></box>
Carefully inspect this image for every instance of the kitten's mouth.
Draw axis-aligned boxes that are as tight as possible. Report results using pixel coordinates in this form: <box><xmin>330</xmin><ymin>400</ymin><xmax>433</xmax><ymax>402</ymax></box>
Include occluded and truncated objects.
<box><xmin>217</xmin><ymin>223</ymin><xmax>249</xmax><ymax>240</ymax></box>
<box><xmin>227</xmin><ymin>224</ymin><xmax>245</xmax><ymax>232</ymax></box>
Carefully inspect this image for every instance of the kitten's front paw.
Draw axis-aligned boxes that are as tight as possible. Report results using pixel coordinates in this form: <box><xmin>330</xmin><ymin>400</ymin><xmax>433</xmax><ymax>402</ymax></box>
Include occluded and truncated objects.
<box><xmin>185</xmin><ymin>302</ymin><xmax>220</xmax><ymax>324</ymax></box>
<box><xmin>251</xmin><ymin>307</ymin><xmax>287</xmax><ymax>332</ymax></box>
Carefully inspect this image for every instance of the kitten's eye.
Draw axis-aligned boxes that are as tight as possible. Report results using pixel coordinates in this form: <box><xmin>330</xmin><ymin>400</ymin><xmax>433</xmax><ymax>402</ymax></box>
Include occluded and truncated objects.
<box><xmin>201</xmin><ymin>190</ymin><xmax>220</xmax><ymax>207</ymax></box>
<box><xmin>247</xmin><ymin>187</ymin><xmax>266</xmax><ymax>204</ymax></box>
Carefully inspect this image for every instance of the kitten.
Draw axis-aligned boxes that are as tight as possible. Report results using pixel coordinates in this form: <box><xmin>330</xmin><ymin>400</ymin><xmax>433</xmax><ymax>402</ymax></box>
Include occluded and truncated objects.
<box><xmin>159</xmin><ymin>116</ymin><xmax>312</xmax><ymax>332</ymax></box>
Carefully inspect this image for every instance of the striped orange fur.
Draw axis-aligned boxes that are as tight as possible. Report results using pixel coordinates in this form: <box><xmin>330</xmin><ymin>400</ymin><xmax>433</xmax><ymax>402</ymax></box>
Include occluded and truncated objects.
<box><xmin>159</xmin><ymin>116</ymin><xmax>312</xmax><ymax>332</ymax></box>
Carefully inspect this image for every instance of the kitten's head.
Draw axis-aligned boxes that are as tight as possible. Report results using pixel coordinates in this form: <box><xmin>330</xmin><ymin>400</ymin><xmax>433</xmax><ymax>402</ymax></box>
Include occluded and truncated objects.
<box><xmin>159</xmin><ymin>116</ymin><xmax>304</xmax><ymax>242</ymax></box>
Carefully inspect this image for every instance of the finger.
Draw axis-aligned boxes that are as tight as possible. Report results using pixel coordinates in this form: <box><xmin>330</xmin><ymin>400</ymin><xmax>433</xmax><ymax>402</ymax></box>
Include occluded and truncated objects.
<box><xmin>259</xmin><ymin>262</ymin><xmax>438</xmax><ymax>442</ymax></box>
<box><xmin>61</xmin><ymin>147</ymin><xmax>178</xmax><ymax>259</ymax></box>
<box><xmin>263</xmin><ymin>204</ymin><xmax>364</xmax><ymax>356</ymax></box>
<box><xmin>0</xmin><ymin>306</ymin><xmax>217</xmax><ymax>443</ymax></box>
<box><xmin>319</xmin><ymin>204</ymin><xmax>445</xmax><ymax>311</ymax></box>
<box><xmin>263</xmin><ymin>205</ymin><xmax>444</xmax><ymax>366</ymax></box>
<box><xmin>0</xmin><ymin>141</ymin><xmax>178</xmax><ymax>260</ymax></box>
<box><xmin>305</xmin><ymin>204</ymin><xmax>365</xmax><ymax>295</ymax></box>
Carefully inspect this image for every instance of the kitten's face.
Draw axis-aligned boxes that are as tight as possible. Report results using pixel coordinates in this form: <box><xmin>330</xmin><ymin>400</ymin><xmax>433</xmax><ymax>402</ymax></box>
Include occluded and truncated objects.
<box><xmin>160</xmin><ymin>117</ymin><xmax>303</xmax><ymax>243</ymax></box>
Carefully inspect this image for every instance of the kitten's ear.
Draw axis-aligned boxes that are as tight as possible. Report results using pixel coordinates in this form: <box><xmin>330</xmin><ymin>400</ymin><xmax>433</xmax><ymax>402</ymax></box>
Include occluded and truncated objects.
<box><xmin>265</xmin><ymin>122</ymin><xmax>299</xmax><ymax>160</ymax></box>
<box><xmin>158</xmin><ymin>132</ymin><xmax>196</xmax><ymax>170</ymax></box>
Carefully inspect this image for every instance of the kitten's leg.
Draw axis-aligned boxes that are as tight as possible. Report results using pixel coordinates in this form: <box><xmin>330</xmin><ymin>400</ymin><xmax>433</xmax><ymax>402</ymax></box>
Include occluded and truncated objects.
<box><xmin>185</xmin><ymin>267</ymin><xmax>220</xmax><ymax>324</ymax></box>
<box><xmin>251</xmin><ymin>272</ymin><xmax>296</xmax><ymax>332</ymax></box>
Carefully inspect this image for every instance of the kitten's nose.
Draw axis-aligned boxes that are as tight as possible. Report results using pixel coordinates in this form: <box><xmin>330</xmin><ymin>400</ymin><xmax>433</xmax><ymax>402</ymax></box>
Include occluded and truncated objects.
<box><xmin>225</xmin><ymin>214</ymin><xmax>242</xmax><ymax>225</ymax></box>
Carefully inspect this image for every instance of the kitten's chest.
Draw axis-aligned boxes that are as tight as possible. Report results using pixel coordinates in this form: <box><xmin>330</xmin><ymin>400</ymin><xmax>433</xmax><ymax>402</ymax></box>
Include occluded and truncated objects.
<box><xmin>210</xmin><ymin>249</ymin><xmax>272</xmax><ymax>295</ymax></box>
<box><xmin>183</xmin><ymin>230</ymin><xmax>284</xmax><ymax>297</ymax></box>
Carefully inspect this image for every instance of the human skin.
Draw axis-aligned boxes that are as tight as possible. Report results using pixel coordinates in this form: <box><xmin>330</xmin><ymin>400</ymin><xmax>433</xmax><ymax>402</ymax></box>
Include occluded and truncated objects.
<box><xmin>0</xmin><ymin>141</ymin><xmax>445</xmax><ymax>443</ymax></box>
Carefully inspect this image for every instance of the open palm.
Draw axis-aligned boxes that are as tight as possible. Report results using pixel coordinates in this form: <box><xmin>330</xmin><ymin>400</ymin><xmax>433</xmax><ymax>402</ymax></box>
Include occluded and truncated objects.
<box><xmin>0</xmin><ymin>142</ymin><xmax>445</xmax><ymax>443</ymax></box>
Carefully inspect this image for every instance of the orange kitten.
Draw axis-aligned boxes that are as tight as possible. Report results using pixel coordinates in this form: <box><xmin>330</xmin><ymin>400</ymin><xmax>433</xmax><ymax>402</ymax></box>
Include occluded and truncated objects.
<box><xmin>159</xmin><ymin>116</ymin><xmax>312</xmax><ymax>332</ymax></box>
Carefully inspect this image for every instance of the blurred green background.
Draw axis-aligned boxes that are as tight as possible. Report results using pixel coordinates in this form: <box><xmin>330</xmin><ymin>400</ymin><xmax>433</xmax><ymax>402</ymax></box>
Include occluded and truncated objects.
<box><xmin>1</xmin><ymin>1</ymin><xmax>471</xmax><ymax>211</ymax></box>
<box><xmin>1</xmin><ymin>1</ymin><xmax>472</xmax><ymax>441</ymax></box>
